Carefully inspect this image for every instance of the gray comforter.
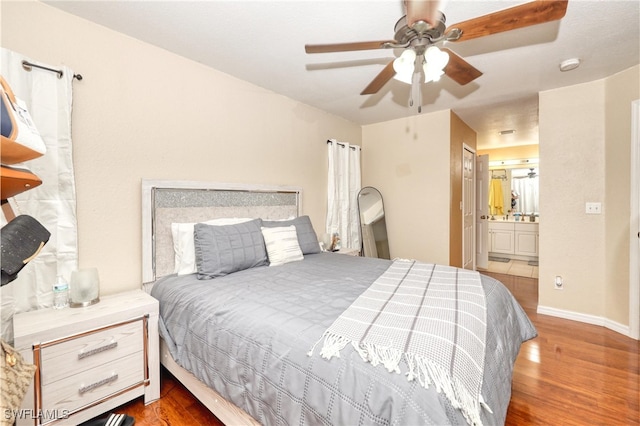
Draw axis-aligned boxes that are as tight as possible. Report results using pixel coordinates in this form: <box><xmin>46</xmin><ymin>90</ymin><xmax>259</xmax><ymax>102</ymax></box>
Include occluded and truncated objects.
<box><xmin>151</xmin><ymin>253</ymin><xmax>536</xmax><ymax>425</ymax></box>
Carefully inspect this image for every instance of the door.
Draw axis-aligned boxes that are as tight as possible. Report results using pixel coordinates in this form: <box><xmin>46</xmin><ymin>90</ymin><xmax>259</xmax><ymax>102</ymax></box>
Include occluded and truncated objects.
<box><xmin>631</xmin><ymin>99</ymin><xmax>640</xmax><ymax>340</ymax></box>
<box><xmin>475</xmin><ymin>154</ymin><xmax>489</xmax><ymax>269</ymax></box>
<box><xmin>514</xmin><ymin>231</ymin><xmax>538</xmax><ymax>256</ymax></box>
<box><xmin>462</xmin><ymin>146</ymin><xmax>475</xmax><ymax>270</ymax></box>
<box><xmin>491</xmin><ymin>226</ymin><xmax>515</xmax><ymax>254</ymax></box>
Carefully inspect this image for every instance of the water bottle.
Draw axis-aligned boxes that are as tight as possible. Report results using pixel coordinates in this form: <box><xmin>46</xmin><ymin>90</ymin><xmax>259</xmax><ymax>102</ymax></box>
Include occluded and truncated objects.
<box><xmin>53</xmin><ymin>276</ymin><xmax>69</xmax><ymax>309</ymax></box>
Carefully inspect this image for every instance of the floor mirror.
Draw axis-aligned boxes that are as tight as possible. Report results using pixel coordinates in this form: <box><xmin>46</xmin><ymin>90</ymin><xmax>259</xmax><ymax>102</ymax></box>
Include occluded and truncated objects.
<box><xmin>357</xmin><ymin>187</ymin><xmax>390</xmax><ymax>259</ymax></box>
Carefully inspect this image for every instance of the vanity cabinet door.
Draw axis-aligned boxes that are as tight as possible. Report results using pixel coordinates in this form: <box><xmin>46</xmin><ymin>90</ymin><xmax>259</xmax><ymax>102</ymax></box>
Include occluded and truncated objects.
<box><xmin>491</xmin><ymin>228</ymin><xmax>514</xmax><ymax>254</ymax></box>
<box><xmin>515</xmin><ymin>225</ymin><xmax>538</xmax><ymax>256</ymax></box>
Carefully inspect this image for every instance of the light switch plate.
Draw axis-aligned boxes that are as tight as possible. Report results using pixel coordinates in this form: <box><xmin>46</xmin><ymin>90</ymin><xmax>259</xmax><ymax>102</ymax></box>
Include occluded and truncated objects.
<box><xmin>586</xmin><ymin>202</ymin><xmax>602</xmax><ymax>214</ymax></box>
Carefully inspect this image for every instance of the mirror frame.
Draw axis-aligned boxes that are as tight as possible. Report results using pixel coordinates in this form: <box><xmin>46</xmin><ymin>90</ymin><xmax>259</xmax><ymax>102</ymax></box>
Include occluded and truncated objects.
<box><xmin>357</xmin><ymin>186</ymin><xmax>390</xmax><ymax>259</ymax></box>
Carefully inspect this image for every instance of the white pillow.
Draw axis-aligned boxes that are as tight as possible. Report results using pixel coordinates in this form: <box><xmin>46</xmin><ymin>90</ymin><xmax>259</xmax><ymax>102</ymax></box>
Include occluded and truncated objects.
<box><xmin>171</xmin><ymin>218</ymin><xmax>252</xmax><ymax>275</ymax></box>
<box><xmin>261</xmin><ymin>225</ymin><xmax>304</xmax><ymax>267</ymax></box>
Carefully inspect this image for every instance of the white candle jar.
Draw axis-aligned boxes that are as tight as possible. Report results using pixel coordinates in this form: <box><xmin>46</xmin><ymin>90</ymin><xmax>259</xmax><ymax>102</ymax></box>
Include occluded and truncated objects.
<box><xmin>69</xmin><ymin>267</ymin><xmax>100</xmax><ymax>307</ymax></box>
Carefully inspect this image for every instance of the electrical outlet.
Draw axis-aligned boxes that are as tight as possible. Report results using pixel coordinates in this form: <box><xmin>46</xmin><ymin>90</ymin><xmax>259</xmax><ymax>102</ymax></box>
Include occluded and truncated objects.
<box><xmin>585</xmin><ymin>202</ymin><xmax>602</xmax><ymax>214</ymax></box>
<box><xmin>555</xmin><ymin>276</ymin><xmax>563</xmax><ymax>290</ymax></box>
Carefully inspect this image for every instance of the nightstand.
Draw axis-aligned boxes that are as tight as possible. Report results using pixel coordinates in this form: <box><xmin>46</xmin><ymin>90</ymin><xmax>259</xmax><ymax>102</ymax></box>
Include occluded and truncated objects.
<box><xmin>13</xmin><ymin>290</ymin><xmax>159</xmax><ymax>426</ymax></box>
<box><xmin>334</xmin><ymin>248</ymin><xmax>361</xmax><ymax>256</ymax></box>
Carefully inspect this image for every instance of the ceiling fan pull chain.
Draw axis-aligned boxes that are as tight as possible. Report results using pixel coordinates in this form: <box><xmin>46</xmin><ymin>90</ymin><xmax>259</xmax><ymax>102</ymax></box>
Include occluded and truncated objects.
<box><xmin>409</xmin><ymin>68</ymin><xmax>422</xmax><ymax>113</ymax></box>
<box><xmin>417</xmin><ymin>75</ymin><xmax>422</xmax><ymax>113</ymax></box>
<box><xmin>409</xmin><ymin>70</ymin><xmax>417</xmax><ymax>108</ymax></box>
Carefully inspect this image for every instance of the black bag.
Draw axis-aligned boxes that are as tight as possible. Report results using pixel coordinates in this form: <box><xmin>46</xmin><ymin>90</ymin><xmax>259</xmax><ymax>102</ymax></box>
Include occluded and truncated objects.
<box><xmin>1</xmin><ymin>215</ymin><xmax>50</xmax><ymax>286</ymax></box>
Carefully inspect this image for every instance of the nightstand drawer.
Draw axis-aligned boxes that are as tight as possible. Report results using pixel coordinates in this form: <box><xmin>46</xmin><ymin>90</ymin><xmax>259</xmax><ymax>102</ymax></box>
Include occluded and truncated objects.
<box><xmin>41</xmin><ymin>352</ymin><xmax>144</xmax><ymax>416</ymax></box>
<box><xmin>40</xmin><ymin>320</ymin><xmax>143</xmax><ymax>386</ymax></box>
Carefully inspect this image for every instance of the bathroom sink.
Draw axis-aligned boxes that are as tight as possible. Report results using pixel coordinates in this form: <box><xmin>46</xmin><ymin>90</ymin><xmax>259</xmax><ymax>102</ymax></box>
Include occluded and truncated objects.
<box><xmin>490</xmin><ymin>216</ymin><xmax>538</xmax><ymax>223</ymax></box>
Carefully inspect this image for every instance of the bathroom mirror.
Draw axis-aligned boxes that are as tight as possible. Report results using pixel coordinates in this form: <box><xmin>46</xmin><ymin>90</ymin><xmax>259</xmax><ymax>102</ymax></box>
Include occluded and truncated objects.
<box><xmin>357</xmin><ymin>187</ymin><xmax>390</xmax><ymax>259</ymax></box>
<box><xmin>490</xmin><ymin>166</ymin><xmax>539</xmax><ymax>216</ymax></box>
<box><xmin>510</xmin><ymin>167</ymin><xmax>539</xmax><ymax>215</ymax></box>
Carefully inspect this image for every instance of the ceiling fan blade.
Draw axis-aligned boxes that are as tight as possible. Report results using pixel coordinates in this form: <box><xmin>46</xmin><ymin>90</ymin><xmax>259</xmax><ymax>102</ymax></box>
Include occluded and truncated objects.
<box><xmin>305</xmin><ymin>40</ymin><xmax>396</xmax><ymax>54</ymax></box>
<box><xmin>441</xmin><ymin>48</ymin><xmax>482</xmax><ymax>85</ymax></box>
<box><xmin>405</xmin><ymin>0</ymin><xmax>441</xmax><ymax>28</ymax></box>
<box><xmin>361</xmin><ymin>60</ymin><xmax>396</xmax><ymax>95</ymax></box>
<box><xmin>446</xmin><ymin>0</ymin><xmax>568</xmax><ymax>42</ymax></box>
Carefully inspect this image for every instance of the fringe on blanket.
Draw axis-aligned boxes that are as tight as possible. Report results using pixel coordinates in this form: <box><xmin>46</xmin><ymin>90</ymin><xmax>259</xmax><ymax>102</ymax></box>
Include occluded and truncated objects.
<box><xmin>310</xmin><ymin>331</ymin><xmax>492</xmax><ymax>426</ymax></box>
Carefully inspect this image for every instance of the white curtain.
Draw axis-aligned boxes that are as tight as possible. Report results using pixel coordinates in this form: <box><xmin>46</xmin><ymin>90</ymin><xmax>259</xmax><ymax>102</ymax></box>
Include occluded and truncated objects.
<box><xmin>326</xmin><ymin>139</ymin><xmax>361</xmax><ymax>250</ymax></box>
<box><xmin>1</xmin><ymin>49</ymin><xmax>78</xmax><ymax>342</ymax></box>
<box><xmin>511</xmin><ymin>176</ymin><xmax>539</xmax><ymax>214</ymax></box>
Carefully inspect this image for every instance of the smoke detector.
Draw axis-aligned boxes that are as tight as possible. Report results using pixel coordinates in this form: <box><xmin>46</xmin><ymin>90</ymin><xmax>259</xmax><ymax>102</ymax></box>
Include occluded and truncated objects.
<box><xmin>559</xmin><ymin>58</ymin><xmax>581</xmax><ymax>72</ymax></box>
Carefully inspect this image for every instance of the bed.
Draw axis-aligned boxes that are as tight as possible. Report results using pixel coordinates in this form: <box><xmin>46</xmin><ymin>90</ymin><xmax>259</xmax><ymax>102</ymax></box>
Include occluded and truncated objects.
<box><xmin>141</xmin><ymin>180</ymin><xmax>536</xmax><ymax>426</ymax></box>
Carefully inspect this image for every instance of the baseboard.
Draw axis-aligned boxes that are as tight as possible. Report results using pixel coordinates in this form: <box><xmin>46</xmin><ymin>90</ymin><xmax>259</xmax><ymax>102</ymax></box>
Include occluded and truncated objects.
<box><xmin>537</xmin><ymin>305</ymin><xmax>631</xmax><ymax>337</ymax></box>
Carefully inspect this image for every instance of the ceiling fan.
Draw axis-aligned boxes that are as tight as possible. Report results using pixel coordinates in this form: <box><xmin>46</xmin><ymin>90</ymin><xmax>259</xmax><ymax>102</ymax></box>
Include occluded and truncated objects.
<box><xmin>513</xmin><ymin>168</ymin><xmax>538</xmax><ymax>179</ymax></box>
<box><xmin>305</xmin><ymin>0</ymin><xmax>568</xmax><ymax>96</ymax></box>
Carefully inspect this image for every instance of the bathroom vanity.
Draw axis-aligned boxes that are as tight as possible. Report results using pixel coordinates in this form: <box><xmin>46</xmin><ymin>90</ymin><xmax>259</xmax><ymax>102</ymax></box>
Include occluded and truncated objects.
<box><xmin>488</xmin><ymin>219</ymin><xmax>539</xmax><ymax>260</ymax></box>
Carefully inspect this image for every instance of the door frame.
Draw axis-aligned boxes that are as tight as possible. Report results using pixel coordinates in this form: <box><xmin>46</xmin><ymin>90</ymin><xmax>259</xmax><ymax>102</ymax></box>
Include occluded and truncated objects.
<box><xmin>475</xmin><ymin>154</ymin><xmax>490</xmax><ymax>270</ymax></box>
<box><xmin>462</xmin><ymin>144</ymin><xmax>476</xmax><ymax>270</ymax></box>
<box><xmin>630</xmin><ymin>99</ymin><xmax>639</xmax><ymax>340</ymax></box>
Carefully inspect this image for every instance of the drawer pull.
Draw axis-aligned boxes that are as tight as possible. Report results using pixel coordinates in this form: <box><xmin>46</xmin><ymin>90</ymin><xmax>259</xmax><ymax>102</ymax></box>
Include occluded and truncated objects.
<box><xmin>78</xmin><ymin>341</ymin><xmax>118</xmax><ymax>359</ymax></box>
<box><xmin>78</xmin><ymin>373</ymin><xmax>118</xmax><ymax>394</ymax></box>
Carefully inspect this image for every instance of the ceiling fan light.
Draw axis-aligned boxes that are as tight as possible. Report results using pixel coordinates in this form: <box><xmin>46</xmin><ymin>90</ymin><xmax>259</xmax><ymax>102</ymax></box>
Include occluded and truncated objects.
<box><xmin>393</xmin><ymin>49</ymin><xmax>416</xmax><ymax>71</ymax></box>
<box><xmin>393</xmin><ymin>70</ymin><xmax>413</xmax><ymax>84</ymax></box>
<box><xmin>393</xmin><ymin>49</ymin><xmax>417</xmax><ymax>84</ymax></box>
<box><xmin>425</xmin><ymin>46</ymin><xmax>449</xmax><ymax>70</ymax></box>
<box><xmin>392</xmin><ymin>59</ymin><xmax>409</xmax><ymax>74</ymax></box>
<box><xmin>424</xmin><ymin>70</ymin><xmax>444</xmax><ymax>83</ymax></box>
<box><xmin>402</xmin><ymin>48</ymin><xmax>417</xmax><ymax>61</ymax></box>
<box><xmin>423</xmin><ymin>62</ymin><xmax>444</xmax><ymax>83</ymax></box>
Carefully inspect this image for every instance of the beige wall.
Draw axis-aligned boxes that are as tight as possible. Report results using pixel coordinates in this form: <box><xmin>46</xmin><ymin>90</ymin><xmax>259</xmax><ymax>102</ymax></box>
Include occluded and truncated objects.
<box><xmin>361</xmin><ymin>110</ymin><xmax>476</xmax><ymax>267</ymax></box>
<box><xmin>362</xmin><ymin>110</ymin><xmax>451</xmax><ymax>265</ymax></box>
<box><xmin>1</xmin><ymin>1</ymin><xmax>361</xmax><ymax>295</ymax></box>
<box><xmin>539</xmin><ymin>65</ymin><xmax>640</xmax><ymax>326</ymax></box>
<box><xmin>539</xmin><ymin>79</ymin><xmax>606</xmax><ymax>317</ymax></box>
<box><xmin>604</xmin><ymin>66</ymin><xmax>640</xmax><ymax>325</ymax></box>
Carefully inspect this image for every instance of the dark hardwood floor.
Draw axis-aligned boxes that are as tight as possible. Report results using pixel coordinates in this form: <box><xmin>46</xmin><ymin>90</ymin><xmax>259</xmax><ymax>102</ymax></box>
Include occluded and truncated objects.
<box><xmin>104</xmin><ymin>370</ymin><xmax>224</xmax><ymax>426</ymax></box>
<box><xmin>484</xmin><ymin>272</ymin><xmax>639</xmax><ymax>426</ymax></box>
<box><xmin>110</xmin><ymin>272</ymin><xmax>639</xmax><ymax>425</ymax></box>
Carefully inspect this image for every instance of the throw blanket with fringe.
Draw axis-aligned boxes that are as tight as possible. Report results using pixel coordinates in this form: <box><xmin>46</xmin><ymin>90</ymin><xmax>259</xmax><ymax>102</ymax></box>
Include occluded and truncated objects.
<box><xmin>311</xmin><ymin>260</ymin><xmax>489</xmax><ymax>426</ymax></box>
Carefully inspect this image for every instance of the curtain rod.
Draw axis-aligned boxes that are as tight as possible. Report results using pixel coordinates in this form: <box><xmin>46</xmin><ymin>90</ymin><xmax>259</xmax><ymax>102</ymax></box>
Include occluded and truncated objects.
<box><xmin>326</xmin><ymin>139</ymin><xmax>360</xmax><ymax>151</ymax></box>
<box><xmin>22</xmin><ymin>60</ymin><xmax>83</xmax><ymax>81</ymax></box>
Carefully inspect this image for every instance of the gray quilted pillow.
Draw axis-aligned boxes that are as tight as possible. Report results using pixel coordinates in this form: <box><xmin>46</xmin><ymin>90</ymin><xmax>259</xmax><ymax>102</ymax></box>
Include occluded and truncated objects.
<box><xmin>194</xmin><ymin>219</ymin><xmax>267</xmax><ymax>279</ymax></box>
<box><xmin>261</xmin><ymin>216</ymin><xmax>321</xmax><ymax>255</ymax></box>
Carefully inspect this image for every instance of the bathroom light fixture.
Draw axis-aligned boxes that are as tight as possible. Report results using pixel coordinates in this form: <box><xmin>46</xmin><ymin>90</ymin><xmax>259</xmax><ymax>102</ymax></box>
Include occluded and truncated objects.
<box><xmin>559</xmin><ymin>58</ymin><xmax>581</xmax><ymax>72</ymax></box>
<box><xmin>489</xmin><ymin>158</ymin><xmax>539</xmax><ymax>167</ymax></box>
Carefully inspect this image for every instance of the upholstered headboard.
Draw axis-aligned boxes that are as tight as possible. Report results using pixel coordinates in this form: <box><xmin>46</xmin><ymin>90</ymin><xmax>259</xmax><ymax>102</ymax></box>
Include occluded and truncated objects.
<box><xmin>141</xmin><ymin>180</ymin><xmax>302</xmax><ymax>283</ymax></box>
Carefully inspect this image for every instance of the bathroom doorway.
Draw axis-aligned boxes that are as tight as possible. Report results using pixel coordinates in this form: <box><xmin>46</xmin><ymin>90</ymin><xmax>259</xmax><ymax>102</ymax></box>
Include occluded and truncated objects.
<box><xmin>477</xmin><ymin>145</ymin><xmax>540</xmax><ymax>281</ymax></box>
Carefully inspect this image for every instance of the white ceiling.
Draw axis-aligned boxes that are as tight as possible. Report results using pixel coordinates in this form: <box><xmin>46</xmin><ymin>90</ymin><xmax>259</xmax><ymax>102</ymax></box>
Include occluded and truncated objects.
<box><xmin>44</xmin><ymin>0</ymin><xmax>639</xmax><ymax>149</ymax></box>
